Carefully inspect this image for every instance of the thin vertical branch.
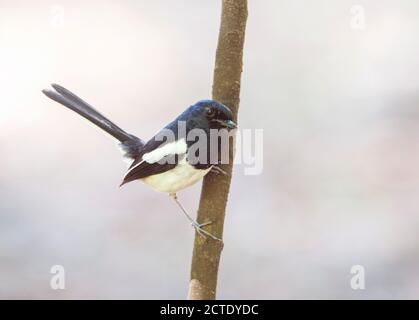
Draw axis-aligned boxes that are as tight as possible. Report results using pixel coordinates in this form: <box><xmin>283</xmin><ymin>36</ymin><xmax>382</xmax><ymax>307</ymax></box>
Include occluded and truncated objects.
<box><xmin>188</xmin><ymin>0</ymin><xmax>248</xmax><ymax>300</ymax></box>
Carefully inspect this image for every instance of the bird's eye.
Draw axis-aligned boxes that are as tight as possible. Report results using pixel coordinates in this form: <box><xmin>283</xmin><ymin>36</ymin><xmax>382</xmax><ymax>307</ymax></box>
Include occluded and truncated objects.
<box><xmin>206</xmin><ymin>107</ymin><xmax>215</xmax><ymax>117</ymax></box>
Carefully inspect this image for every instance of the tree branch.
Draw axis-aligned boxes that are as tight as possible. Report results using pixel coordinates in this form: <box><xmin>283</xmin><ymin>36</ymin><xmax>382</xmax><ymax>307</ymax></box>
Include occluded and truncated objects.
<box><xmin>188</xmin><ymin>0</ymin><xmax>248</xmax><ymax>300</ymax></box>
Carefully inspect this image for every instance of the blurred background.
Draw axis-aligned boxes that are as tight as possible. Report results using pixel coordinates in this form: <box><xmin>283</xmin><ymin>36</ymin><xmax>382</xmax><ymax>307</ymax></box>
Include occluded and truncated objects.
<box><xmin>1</xmin><ymin>0</ymin><xmax>419</xmax><ymax>299</ymax></box>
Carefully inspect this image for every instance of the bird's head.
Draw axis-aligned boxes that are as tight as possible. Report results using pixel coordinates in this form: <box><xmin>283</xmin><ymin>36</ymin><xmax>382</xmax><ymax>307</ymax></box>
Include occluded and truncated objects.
<box><xmin>181</xmin><ymin>100</ymin><xmax>237</xmax><ymax>132</ymax></box>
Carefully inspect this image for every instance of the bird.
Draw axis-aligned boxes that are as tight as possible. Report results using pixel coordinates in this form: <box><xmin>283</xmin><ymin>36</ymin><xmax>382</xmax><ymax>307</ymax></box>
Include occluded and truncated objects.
<box><xmin>42</xmin><ymin>84</ymin><xmax>237</xmax><ymax>241</ymax></box>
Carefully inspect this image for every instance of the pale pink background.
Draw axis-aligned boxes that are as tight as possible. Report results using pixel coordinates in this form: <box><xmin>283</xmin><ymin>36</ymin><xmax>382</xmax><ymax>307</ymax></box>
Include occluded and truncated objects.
<box><xmin>1</xmin><ymin>0</ymin><xmax>419</xmax><ymax>299</ymax></box>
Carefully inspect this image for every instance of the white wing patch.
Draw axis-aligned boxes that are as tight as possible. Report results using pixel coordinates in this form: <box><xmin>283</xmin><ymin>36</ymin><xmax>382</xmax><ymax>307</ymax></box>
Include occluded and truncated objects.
<box><xmin>142</xmin><ymin>138</ymin><xmax>187</xmax><ymax>164</ymax></box>
<box><xmin>124</xmin><ymin>138</ymin><xmax>188</xmax><ymax>177</ymax></box>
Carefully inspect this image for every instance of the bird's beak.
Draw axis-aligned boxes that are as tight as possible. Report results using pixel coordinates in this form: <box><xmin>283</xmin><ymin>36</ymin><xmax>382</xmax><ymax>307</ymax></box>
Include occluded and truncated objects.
<box><xmin>223</xmin><ymin>120</ymin><xmax>237</xmax><ymax>129</ymax></box>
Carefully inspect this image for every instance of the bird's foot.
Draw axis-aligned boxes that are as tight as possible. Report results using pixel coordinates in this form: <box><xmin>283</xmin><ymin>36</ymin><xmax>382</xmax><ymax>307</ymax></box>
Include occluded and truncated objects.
<box><xmin>191</xmin><ymin>220</ymin><xmax>222</xmax><ymax>242</ymax></box>
<box><xmin>170</xmin><ymin>193</ymin><xmax>222</xmax><ymax>242</ymax></box>
<box><xmin>211</xmin><ymin>166</ymin><xmax>227</xmax><ymax>175</ymax></box>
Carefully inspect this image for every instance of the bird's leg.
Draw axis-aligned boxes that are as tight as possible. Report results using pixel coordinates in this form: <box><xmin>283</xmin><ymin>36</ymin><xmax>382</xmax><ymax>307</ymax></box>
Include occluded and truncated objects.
<box><xmin>211</xmin><ymin>165</ymin><xmax>227</xmax><ymax>176</ymax></box>
<box><xmin>169</xmin><ymin>193</ymin><xmax>222</xmax><ymax>241</ymax></box>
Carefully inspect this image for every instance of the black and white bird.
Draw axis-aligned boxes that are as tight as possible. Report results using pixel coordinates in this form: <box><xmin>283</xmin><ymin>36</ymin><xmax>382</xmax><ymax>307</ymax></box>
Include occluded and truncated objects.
<box><xmin>42</xmin><ymin>84</ymin><xmax>236</xmax><ymax>241</ymax></box>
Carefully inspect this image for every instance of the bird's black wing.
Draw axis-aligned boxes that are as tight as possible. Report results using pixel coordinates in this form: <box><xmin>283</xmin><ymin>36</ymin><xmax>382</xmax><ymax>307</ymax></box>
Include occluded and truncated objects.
<box><xmin>120</xmin><ymin>154</ymin><xmax>182</xmax><ymax>186</ymax></box>
<box><xmin>120</xmin><ymin>128</ymin><xmax>185</xmax><ymax>186</ymax></box>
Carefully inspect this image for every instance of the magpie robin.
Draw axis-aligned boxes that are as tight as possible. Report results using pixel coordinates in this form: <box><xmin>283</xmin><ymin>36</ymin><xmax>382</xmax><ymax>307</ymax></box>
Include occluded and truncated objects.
<box><xmin>42</xmin><ymin>84</ymin><xmax>237</xmax><ymax>241</ymax></box>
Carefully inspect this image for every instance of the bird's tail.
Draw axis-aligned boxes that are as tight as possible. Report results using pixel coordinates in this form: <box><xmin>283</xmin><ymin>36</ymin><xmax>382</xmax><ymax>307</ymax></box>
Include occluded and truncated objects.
<box><xmin>42</xmin><ymin>84</ymin><xmax>144</xmax><ymax>158</ymax></box>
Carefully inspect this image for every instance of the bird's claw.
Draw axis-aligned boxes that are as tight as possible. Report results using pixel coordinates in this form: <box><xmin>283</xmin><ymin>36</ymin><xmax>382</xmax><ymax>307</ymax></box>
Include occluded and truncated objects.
<box><xmin>211</xmin><ymin>166</ymin><xmax>227</xmax><ymax>176</ymax></box>
<box><xmin>191</xmin><ymin>220</ymin><xmax>222</xmax><ymax>242</ymax></box>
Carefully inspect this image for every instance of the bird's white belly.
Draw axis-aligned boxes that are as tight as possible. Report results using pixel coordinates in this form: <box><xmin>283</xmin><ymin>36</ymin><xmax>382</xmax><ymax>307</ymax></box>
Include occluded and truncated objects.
<box><xmin>141</xmin><ymin>159</ymin><xmax>212</xmax><ymax>194</ymax></box>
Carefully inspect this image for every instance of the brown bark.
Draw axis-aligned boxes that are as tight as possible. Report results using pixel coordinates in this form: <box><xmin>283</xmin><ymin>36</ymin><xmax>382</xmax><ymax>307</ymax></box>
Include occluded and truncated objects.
<box><xmin>188</xmin><ymin>0</ymin><xmax>248</xmax><ymax>300</ymax></box>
